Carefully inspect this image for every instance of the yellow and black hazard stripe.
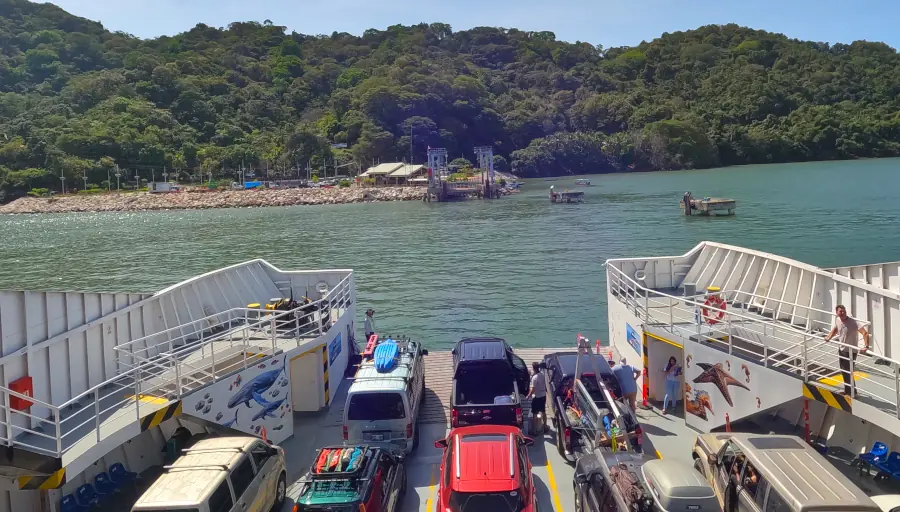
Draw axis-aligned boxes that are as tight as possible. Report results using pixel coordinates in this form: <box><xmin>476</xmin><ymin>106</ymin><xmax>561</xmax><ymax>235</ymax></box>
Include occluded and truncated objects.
<box><xmin>140</xmin><ymin>400</ymin><xmax>183</xmax><ymax>432</ymax></box>
<box><xmin>322</xmin><ymin>347</ymin><xmax>330</xmax><ymax>404</ymax></box>
<box><xmin>802</xmin><ymin>382</ymin><xmax>851</xmax><ymax>412</ymax></box>
<box><xmin>18</xmin><ymin>467</ymin><xmax>66</xmax><ymax>490</ymax></box>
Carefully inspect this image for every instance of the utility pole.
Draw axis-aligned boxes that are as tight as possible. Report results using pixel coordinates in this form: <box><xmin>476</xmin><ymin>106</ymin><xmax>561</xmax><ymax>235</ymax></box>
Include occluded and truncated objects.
<box><xmin>59</xmin><ymin>168</ymin><xmax>65</xmax><ymax>195</ymax></box>
<box><xmin>115</xmin><ymin>165</ymin><xmax>121</xmax><ymax>191</ymax></box>
<box><xmin>409</xmin><ymin>124</ymin><xmax>413</xmax><ymax>165</ymax></box>
<box><xmin>107</xmin><ymin>167</ymin><xmax>111</xmax><ymax>191</ymax></box>
<box><xmin>134</xmin><ymin>168</ymin><xmax>139</xmax><ymax>191</ymax></box>
<box><xmin>82</xmin><ymin>169</ymin><xmax>88</xmax><ymax>192</ymax></box>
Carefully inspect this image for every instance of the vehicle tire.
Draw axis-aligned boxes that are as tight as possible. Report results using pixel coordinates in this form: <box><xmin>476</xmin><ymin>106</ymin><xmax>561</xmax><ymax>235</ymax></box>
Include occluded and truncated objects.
<box><xmin>693</xmin><ymin>457</ymin><xmax>705</xmax><ymax>476</ymax></box>
<box><xmin>401</xmin><ymin>465</ymin><xmax>408</xmax><ymax>497</ymax></box>
<box><xmin>272</xmin><ymin>472</ymin><xmax>286</xmax><ymax>511</ymax></box>
<box><xmin>554</xmin><ymin>415</ymin><xmax>566</xmax><ymax>458</ymax></box>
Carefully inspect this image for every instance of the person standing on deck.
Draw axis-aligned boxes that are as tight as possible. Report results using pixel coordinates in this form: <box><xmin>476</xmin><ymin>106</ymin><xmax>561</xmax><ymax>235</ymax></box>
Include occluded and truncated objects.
<box><xmin>824</xmin><ymin>305</ymin><xmax>870</xmax><ymax>397</ymax></box>
<box><xmin>612</xmin><ymin>358</ymin><xmax>641</xmax><ymax>412</ymax></box>
<box><xmin>661</xmin><ymin>356</ymin><xmax>681</xmax><ymax>415</ymax></box>
<box><xmin>528</xmin><ymin>362</ymin><xmax>547</xmax><ymax>423</ymax></box>
<box><xmin>364</xmin><ymin>308</ymin><xmax>376</xmax><ymax>339</ymax></box>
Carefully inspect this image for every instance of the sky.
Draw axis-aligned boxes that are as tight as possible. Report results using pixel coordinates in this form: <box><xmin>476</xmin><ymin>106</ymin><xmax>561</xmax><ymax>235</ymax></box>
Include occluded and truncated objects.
<box><xmin>48</xmin><ymin>0</ymin><xmax>900</xmax><ymax>50</ymax></box>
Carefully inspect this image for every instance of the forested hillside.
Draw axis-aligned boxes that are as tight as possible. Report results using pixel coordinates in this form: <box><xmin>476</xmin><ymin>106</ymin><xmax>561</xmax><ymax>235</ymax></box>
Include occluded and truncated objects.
<box><xmin>2</xmin><ymin>0</ymin><xmax>900</xmax><ymax>201</ymax></box>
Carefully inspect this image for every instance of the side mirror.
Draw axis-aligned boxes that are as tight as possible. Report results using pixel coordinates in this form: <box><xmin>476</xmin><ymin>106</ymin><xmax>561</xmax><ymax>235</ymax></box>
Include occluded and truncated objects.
<box><xmin>707</xmin><ymin>453</ymin><xmax>717</xmax><ymax>466</ymax></box>
<box><xmin>435</xmin><ymin>439</ymin><xmax>448</xmax><ymax>449</ymax></box>
<box><xmin>522</xmin><ymin>437</ymin><xmax>535</xmax><ymax>447</ymax></box>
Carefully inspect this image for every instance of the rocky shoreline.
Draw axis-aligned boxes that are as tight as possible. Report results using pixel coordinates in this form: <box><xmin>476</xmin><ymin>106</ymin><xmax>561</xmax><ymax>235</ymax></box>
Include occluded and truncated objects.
<box><xmin>0</xmin><ymin>186</ymin><xmax>518</xmax><ymax>214</ymax></box>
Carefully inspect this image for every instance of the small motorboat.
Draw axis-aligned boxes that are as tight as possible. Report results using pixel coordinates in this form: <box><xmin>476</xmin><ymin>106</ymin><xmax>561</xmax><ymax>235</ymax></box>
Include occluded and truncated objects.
<box><xmin>575</xmin><ymin>179</ymin><xmax>591</xmax><ymax>186</ymax></box>
<box><xmin>549</xmin><ymin>186</ymin><xmax>584</xmax><ymax>204</ymax></box>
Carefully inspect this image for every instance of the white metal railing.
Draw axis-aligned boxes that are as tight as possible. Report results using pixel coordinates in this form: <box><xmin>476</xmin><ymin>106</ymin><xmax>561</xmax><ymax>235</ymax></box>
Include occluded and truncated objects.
<box><xmin>608</xmin><ymin>265</ymin><xmax>900</xmax><ymax>419</ymax></box>
<box><xmin>0</xmin><ymin>274</ymin><xmax>353</xmax><ymax>459</ymax></box>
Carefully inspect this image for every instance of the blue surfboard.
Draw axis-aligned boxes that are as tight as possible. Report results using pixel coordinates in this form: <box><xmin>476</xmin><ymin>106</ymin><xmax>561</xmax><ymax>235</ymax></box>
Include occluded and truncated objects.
<box><xmin>374</xmin><ymin>341</ymin><xmax>399</xmax><ymax>373</ymax></box>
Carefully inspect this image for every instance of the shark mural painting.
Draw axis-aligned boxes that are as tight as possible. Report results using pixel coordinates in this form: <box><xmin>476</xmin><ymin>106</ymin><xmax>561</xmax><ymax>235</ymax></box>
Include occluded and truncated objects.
<box><xmin>184</xmin><ymin>355</ymin><xmax>293</xmax><ymax>444</ymax></box>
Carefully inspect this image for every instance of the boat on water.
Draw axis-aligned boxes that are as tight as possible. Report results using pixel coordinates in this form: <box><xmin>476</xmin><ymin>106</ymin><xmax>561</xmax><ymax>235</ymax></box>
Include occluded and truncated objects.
<box><xmin>1</xmin><ymin>242</ymin><xmax>898</xmax><ymax>512</ymax></box>
<box><xmin>680</xmin><ymin>191</ymin><xmax>736</xmax><ymax>216</ymax></box>
<box><xmin>506</xmin><ymin>181</ymin><xmax>522</xmax><ymax>190</ymax></box>
<box><xmin>575</xmin><ymin>178</ymin><xmax>591</xmax><ymax>186</ymax></box>
<box><xmin>549</xmin><ymin>185</ymin><xmax>584</xmax><ymax>203</ymax></box>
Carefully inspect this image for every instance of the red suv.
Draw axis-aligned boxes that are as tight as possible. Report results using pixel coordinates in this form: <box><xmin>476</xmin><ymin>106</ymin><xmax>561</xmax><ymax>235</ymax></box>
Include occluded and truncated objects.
<box><xmin>434</xmin><ymin>425</ymin><xmax>537</xmax><ymax>512</ymax></box>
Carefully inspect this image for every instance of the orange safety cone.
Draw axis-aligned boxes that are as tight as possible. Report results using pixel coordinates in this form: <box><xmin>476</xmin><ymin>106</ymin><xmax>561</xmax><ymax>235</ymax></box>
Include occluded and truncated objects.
<box><xmin>596</xmin><ymin>340</ymin><xmax>600</xmax><ymax>354</ymax></box>
<box><xmin>608</xmin><ymin>350</ymin><xmax>614</xmax><ymax>361</ymax></box>
<box><xmin>724</xmin><ymin>413</ymin><xmax>731</xmax><ymax>432</ymax></box>
<box><xmin>261</xmin><ymin>426</ymin><xmax>268</xmax><ymax>444</ymax></box>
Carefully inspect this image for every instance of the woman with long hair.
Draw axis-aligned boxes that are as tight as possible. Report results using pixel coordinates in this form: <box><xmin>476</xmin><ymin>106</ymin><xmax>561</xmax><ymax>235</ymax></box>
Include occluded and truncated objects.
<box><xmin>662</xmin><ymin>356</ymin><xmax>681</xmax><ymax>414</ymax></box>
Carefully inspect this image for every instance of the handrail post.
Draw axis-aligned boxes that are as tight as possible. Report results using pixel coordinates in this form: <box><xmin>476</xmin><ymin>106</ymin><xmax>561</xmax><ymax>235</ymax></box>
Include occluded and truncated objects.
<box><xmin>134</xmin><ymin>363</ymin><xmax>141</xmax><ymax>422</ymax></box>
<box><xmin>54</xmin><ymin>407</ymin><xmax>62</xmax><ymax>456</ymax></box>
<box><xmin>643</xmin><ymin>292</ymin><xmax>649</xmax><ymax>323</ymax></box>
<box><xmin>3</xmin><ymin>391</ymin><xmax>11</xmax><ymax>447</ymax></box>
<box><xmin>726</xmin><ymin>314</ymin><xmax>733</xmax><ymax>355</ymax></box>
<box><xmin>801</xmin><ymin>335</ymin><xmax>809</xmax><ymax>380</ymax></box>
<box><xmin>894</xmin><ymin>364</ymin><xmax>899</xmax><ymax>419</ymax></box>
<box><xmin>94</xmin><ymin>390</ymin><xmax>101</xmax><ymax>443</ymax></box>
<box><xmin>211</xmin><ymin>341</ymin><xmax>217</xmax><ymax>381</ymax></box>
<box><xmin>850</xmin><ymin>351</ymin><xmax>857</xmax><ymax>398</ymax></box>
<box><xmin>175</xmin><ymin>359</ymin><xmax>182</xmax><ymax>399</ymax></box>
<box><xmin>318</xmin><ymin>308</ymin><xmax>324</xmax><ymax>335</ymax></box>
<box><xmin>270</xmin><ymin>315</ymin><xmax>277</xmax><ymax>355</ymax></box>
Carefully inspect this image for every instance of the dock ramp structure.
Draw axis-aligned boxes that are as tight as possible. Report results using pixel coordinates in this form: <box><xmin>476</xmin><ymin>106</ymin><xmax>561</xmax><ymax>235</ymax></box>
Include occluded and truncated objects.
<box><xmin>606</xmin><ymin>242</ymin><xmax>900</xmax><ymax>454</ymax></box>
<box><xmin>0</xmin><ymin>261</ymin><xmax>355</xmax><ymax>511</ymax></box>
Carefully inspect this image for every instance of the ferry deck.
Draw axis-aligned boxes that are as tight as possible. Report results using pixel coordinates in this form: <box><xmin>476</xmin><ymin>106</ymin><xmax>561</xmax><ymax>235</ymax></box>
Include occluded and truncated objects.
<box><xmin>1</xmin><ymin>245</ymin><xmax>900</xmax><ymax>512</ymax></box>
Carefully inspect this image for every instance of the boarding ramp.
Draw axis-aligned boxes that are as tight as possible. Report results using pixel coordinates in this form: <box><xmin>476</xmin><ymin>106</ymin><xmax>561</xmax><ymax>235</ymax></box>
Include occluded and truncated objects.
<box><xmin>607</xmin><ymin>243</ymin><xmax>900</xmax><ymax>434</ymax></box>
<box><xmin>0</xmin><ymin>261</ymin><xmax>354</xmax><ymax>484</ymax></box>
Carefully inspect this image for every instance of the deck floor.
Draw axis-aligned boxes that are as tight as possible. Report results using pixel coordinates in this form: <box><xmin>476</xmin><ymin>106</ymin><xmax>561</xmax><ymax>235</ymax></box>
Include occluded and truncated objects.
<box><xmin>283</xmin><ymin>347</ymin><xmax>625</xmax><ymax>512</ymax></box>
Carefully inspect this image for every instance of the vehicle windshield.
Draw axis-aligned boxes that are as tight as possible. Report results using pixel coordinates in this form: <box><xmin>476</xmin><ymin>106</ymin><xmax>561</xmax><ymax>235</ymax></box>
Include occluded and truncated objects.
<box><xmin>448</xmin><ymin>490</ymin><xmax>524</xmax><ymax>512</ymax></box>
<box><xmin>347</xmin><ymin>392</ymin><xmax>406</xmax><ymax>421</ymax></box>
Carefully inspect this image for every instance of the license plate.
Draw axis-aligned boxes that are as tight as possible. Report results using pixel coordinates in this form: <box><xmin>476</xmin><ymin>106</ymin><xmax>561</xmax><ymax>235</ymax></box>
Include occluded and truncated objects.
<box><xmin>371</xmin><ymin>434</ymin><xmax>384</xmax><ymax>441</ymax></box>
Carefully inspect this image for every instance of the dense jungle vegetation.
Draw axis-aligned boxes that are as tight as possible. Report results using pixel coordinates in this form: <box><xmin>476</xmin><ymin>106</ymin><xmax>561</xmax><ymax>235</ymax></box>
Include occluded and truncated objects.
<box><xmin>2</xmin><ymin>0</ymin><xmax>900</xmax><ymax>201</ymax></box>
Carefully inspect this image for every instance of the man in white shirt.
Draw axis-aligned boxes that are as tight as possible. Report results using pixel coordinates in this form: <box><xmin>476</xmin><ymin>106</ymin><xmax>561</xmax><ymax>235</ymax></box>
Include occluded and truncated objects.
<box><xmin>824</xmin><ymin>304</ymin><xmax>869</xmax><ymax>397</ymax></box>
<box><xmin>528</xmin><ymin>362</ymin><xmax>547</xmax><ymax>429</ymax></box>
<box><xmin>364</xmin><ymin>308</ymin><xmax>376</xmax><ymax>339</ymax></box>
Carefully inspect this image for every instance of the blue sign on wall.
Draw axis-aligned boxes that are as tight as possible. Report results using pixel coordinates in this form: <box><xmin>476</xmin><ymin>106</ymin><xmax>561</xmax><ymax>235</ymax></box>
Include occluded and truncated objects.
<box><xmin>328</xmin><ymin>332</ymin><xmax>342</xmax><ymax>365</ymax></box>
<box><xmin>626</xmin><ymin>323</ymin><xmax>641</xmax><ymax>356</ymax></box>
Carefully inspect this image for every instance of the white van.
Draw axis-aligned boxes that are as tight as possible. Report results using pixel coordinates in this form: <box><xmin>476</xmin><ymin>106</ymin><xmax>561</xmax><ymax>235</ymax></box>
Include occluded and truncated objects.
<box><xmin>342</xmin><ymin>337</ymin><xmax>428</xmax><ymax>453</ymax></box>
<box><xmin>131</xmin><ymin>436</ymin><xmax>286</xmax><ymax>512</ymax></box>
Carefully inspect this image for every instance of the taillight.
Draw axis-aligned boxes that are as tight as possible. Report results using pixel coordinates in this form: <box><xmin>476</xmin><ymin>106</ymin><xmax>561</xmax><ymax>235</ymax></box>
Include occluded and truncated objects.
<box><xmin>342</xmin><ymin>425</ymin><xmax>348</xmax><ymax>441</ymax></box>
<box><xmin>635</xmin><ymin>425</ymin><xmax>643</xmax><ymax>446</ymax></box>
<box><xmin>292</xmin><ymin>505</ymin><xmax>299</xmax><ymax>512</ymax></box>
<box><xmin>564</xmin><ymin>427</ymin><xmax>571</xmax><ymax>449</ymax></box>
<box><xmin>515</xmin><ymin>407</ymin><xmax>523</xmax><ymax>426</ymax></box>
<box><xmin>406</xmin><ymin>423</ymin><xmax>413</xmax><ymax>438</ymax></box>
<box><xmin>451</xmin><ymin>409</ymin><xmax>458</xmax><ymax>427</ymax></box>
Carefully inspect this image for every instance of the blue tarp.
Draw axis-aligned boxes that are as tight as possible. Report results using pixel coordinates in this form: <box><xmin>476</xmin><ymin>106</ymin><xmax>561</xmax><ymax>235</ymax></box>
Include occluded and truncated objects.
<box><xmin>244</xmin><ymin>181</ymin><xmax>263</xmax><ymax>189</ymax></box>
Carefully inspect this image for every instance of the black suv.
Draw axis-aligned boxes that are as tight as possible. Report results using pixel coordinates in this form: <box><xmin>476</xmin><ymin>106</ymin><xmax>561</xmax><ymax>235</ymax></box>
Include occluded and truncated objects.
<box><xmin>450</xmin><ymin>337</ymin><xmax>531</xmax><ymax>428</ymax></box>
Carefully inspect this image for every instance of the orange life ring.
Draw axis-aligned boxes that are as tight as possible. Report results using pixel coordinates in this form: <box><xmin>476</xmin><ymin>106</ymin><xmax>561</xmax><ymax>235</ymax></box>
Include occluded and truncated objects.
<box><xmin>702</xmin><ymin>296</ymin><xmax>727</xmax><ymax>325</ymax></box>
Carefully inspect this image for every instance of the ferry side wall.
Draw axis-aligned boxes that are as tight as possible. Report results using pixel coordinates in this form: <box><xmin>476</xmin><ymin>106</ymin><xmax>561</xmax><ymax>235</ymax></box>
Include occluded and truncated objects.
<box><xmin>607</xmin><ymin>288</ymin><xmax>645</xmax><ymax>392</ymax></box>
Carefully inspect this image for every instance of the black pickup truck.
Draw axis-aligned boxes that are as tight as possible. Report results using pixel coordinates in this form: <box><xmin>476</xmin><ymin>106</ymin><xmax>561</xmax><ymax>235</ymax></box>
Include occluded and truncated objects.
<box><xmin>450</xmin><ymin>338</ymin><xmax>531</xmax><ymax>428</ymax></box>
<box><xmin>543</xmin><ymin>351</ymin><xmax>643</xmax><ymax>460</ymax></box>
